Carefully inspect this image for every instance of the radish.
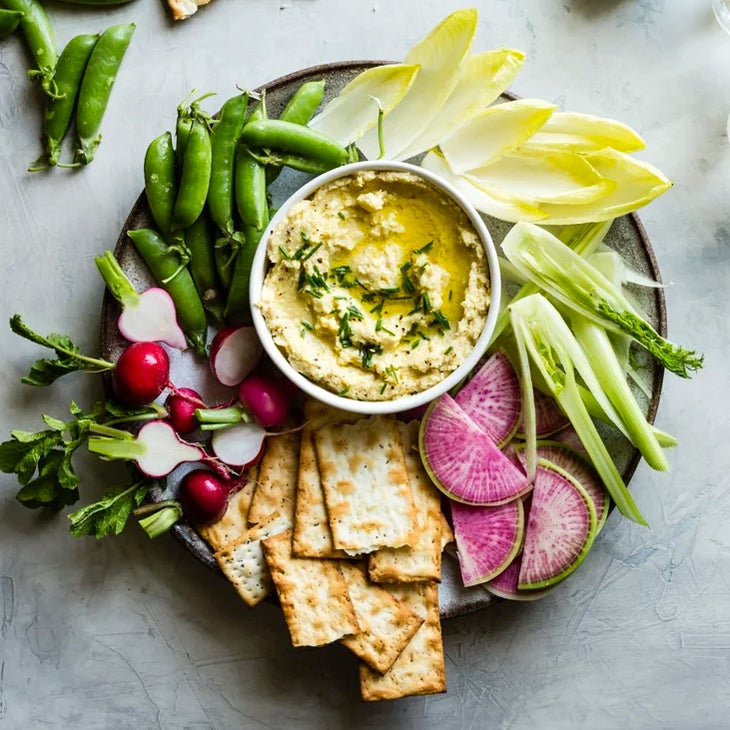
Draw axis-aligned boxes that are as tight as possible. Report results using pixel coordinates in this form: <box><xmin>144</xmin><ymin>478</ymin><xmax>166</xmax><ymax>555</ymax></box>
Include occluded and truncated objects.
<box><xmin>517</xmin><ymin>387</ymin><xmax>570</xmax><ymax>438</ymax></box>
<box><xmin>178</xmin><ymin>469</ymin><xmax>236</xmax><ymax>524</ymax></box>
<box><xmin>112</xmin><ymin>341</ymin><xmax>170</xmax><ymax>406</ymax></box>
<box><xmin>450</xmin><ymin>498</ymin><xmax>524</xmax><ymax>586</ymax></box>
<box><xmin>96</xmin><ymin>250</ymin><xmax>188</xmax><ymax>350</ymax></box>
<box><xmin>210</xmin><ymin>421</ymin><xmax>266</xmax><ymax>468</ymax></box>
<box><xmin>419</xmin><ymin>393</ymin><xmax>531</xmax><ymax>505</ymax></box>
<box><xmin>518</xmin><ymin>459</ymin><xmax>598</xmax><ymax>590</ymax></box>
<box><xmin>209</xmin><ymin>326</ymin><xmax>263</xmax><ymax>387</ymax></box>
<box><xmin>454</xmin><ymin>350</ymin><xmax>522</xmax><ymax>447</ymax></box>
<box><xmin>87</xmin><ymin>420</ymin><xmax>204</xmax><ymax>477</ymax></box>
<box><xmin>238</xmin><ymin>371</ymin><xmax>291</xmax><ymax>428</ymax></box>
<box><xmin>165</xmin><ymin>387</ymin><xmax>206</xmax><ymax>435</ymax></box>
<box><xmin>484</xmin><ymin>554</ymin><xmax>557</xmax><ymax>602</ymax></box>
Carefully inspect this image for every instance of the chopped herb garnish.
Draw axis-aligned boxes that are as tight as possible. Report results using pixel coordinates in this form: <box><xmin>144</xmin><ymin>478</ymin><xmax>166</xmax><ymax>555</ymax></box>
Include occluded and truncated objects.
<box><xmin>301</xmin><ymin>320</ymin><xmax>314</xmax><ymax>331</ymax></box>
<box><xmin>337</xmin><ymin>211</ymin><xmax>346</xmax><ymax>220</ymax></box>
<box><xmin>279</xmin><ymin>245</ymin><xmax>292</xmax><ymax>260</ymax></box>
<box><xmin>430</xmin><ymin>310</ymin><xmax>450</xmax><ymax>330</ymax></box>
<box><xmin>413</xmin><ymin>240</ymin><xmax>434</xmax><ymax>255</ymax></box>
<box><xmin>301</xmin><ymin>241</ymin><xmax>323</xmax><ymax>261</ymax></box>
<box><xmin>347</xmin><ymin>305</ymin><xmax>364</xmax><ymax>321</ymax></box>
<box><xmin>359</xmin><ymin>342</ymin><xmax>382</xmax><ymax>368</ymax></box>
<box><xmin>422</xmin><ymin>292</ymin><xmax>432</xmax><ymax>314</ymax></box>
<box><xmin>444</xmin><ymin>345</ymin><xmax>454</xmax><ymax>355</ymax></box>
<box><xmin>375</xmin><ymin>318</ymin><xmax>396</xmax><ymax>336</ymax></box>
<box><xmin>384</xmin><ymin>365</ymin><xmax>399</xmax><ymax>383</ymax></box>
<box><xmin>337</xmin><ymin>312</ymin><xmax>353</xmax><ymax>348</ymax></box>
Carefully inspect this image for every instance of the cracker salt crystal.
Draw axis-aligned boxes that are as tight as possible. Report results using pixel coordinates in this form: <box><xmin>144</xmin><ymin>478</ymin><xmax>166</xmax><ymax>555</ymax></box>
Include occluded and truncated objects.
<box><xmin>358</xmin><ymin>581</ymin><xmax>446</xmax><ymax>701</ymax></box>
<box><xmin>339</xmin><ymin>561</ymin><xmax>424</xmax><ymax>674</ymax></box>
<box><xmin>262</xmin><ymin>530</ymin><xmax>359</xmax><ymax>647</ymax></box>
<box><xmin>314</xmin><ymin>415</ymin><xmax>417</xmax><ymax>555</ymax></box>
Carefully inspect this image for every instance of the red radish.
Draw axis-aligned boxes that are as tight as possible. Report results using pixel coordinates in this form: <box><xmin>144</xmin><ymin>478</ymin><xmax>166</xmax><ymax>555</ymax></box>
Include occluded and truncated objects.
<box><xmin>211</xmin><ymin>421</ymin><xmax>266</xmax><ymax>468</ymax></box>
<box><xmin>112</xmin><ymin>341</ymin><xmax>170</xmax><ymax>406</ymax></box>
<box><xmin>209</xmin><ymin>326</ymin><xmax>263</xmax><ymax>387</ymax></box>
<box><xmin>450</xmin><ymin>498</ymin><xmax>524</xmax><ymax>586</ymax></box>
<box><xmin>454</xmin><ymin>350</ymin><xmax>522</xmax><ymax>447</ymax></box>
<box><xmin>484</xmin><ymin>554</ymin><xmax>557</xmax><ymax>602</ymax></box>
<box><xmin>238</xmin><ymin>372</ymin><xmax>291</xmax><ymax>428</ymax></box>
<box><xmin>87</xmin><ymin>420</ymin><xmax>204</xmax><ymax>477</ymax></box>
<box><xmin>419</xmin><ymin>393</ymin><xmax>531</xmax><ymax>505</ymax></box>
<box><xmin>518</xmin><ymin>459</ymin><xmax>597</xmax><ymax>590</ymax></box>
<box><xmin>165</xmin><ymin>387</ymin><xmax>206</xmax><ymax>435</ymax></box>
<box><xmin>95</xmin><ymin>250</ymin><xmax>188</xmax><ymax>350</ymax></box>
<box><xmin>178</xmin><ymin>469</ymin><xmax>235</xmax><ymax>524</ymax></box>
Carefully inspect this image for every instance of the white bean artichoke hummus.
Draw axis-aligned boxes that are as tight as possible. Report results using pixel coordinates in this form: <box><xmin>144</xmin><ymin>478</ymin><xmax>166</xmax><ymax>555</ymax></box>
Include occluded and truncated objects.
<box><xmin>257</xmin><ymin>170</ymin><xmax>491</xmax><ymax>400</ymax></box>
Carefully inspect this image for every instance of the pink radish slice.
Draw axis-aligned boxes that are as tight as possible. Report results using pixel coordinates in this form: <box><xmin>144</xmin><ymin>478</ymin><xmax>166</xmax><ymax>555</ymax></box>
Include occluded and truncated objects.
<box><xmin>117</xmin><ymin>287</ymin><xmax>188</xmax><ymax>350</ymax></box>
<box><xmin>209</xmin><ymin>326</ymin><xmax>263</xmax><ymax>387</ymax></box>
<box><xmin>484</xmin><ymin>554</ymin><xmax>556</xmax><ymax>602</ymax></box>
<box><xmin>518</xmin><ymin>387</ymin><xmax>569</xmax><ymax>438</ymax></box>
<box><xmin>211</xmin><ymin>421</ymin><xmax>266</xmax><ymax>468</ymax></box>
<box><xmin>516</xmin><ymin>441</ymin><xmax>610</xmax><ymax>532</ymax></box>
<box><xmin>518</xmin><ymin>460</ymin><xmax>597</xmax><ymax>590</ymax></box>
<box><xmin>451</xmin><ymin>498</ymin><xmax>524</xmax><ymax>586</ymax></box>
<box><xmin>550</xmin><ymin>424</ymin><xmax>588</xmax><ymax>456</ymax></box>
<box><xmin>419</xmin><ymin>393</ymin><xmax>532</xmax><ymax>505</ymax></box>
<box><xmin>454</xmin><ymin>350</ymin><xmax>522</xmax><ymax>447</ymax></box>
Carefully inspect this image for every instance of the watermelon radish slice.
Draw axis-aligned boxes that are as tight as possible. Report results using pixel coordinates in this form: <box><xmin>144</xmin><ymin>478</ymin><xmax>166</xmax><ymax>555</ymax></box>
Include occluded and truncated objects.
<box><xmin>454</xmin><ymin>351</ymin><xmax>522</xmax><ymax>447</ymax></box>
<box><xmin>550</xmin><ymin>424</ymin><xmax>588</xmax><ymax>456</ymax></box>
<box><xmin>517</xmin><ymin>387</ymin><xmax>569</xmax><ymax>438</ymax></box>
<box><xmin>518</xmin><ymin>459</ymin><xmax>597</xmax><ymax>590</ymax></box>
<box><xmin>484</xmin><ymin>553</ymin><xmax>557</xmax><ymax>602</ymax></box>
<box><xmin>419</xmin><ymin>393</ymin><xmax>532</xmax><ymax>505</ymax></box>
<box><xmin>516</xmin><ymin>441</ymin><xmax>610</xmax><ymax>533</ymax></box>
<box><xmin>450</xmin><ymin>498</ymin><xmax>524</xmax><ymax>586</ymax></box>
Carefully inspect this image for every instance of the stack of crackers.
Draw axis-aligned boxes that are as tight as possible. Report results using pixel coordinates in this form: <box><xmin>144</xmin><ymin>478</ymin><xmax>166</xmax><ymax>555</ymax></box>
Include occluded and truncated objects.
<box><xmin>196</xmin><ymin>398</ymin><xmax>454</xmax><ymax>702</ymax></box>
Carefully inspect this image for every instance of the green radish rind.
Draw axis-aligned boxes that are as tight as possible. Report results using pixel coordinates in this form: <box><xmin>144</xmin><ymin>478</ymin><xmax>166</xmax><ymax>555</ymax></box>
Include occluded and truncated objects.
<box><xmin>419</xmin><ymin>393</ymin><xmax>532</xmax><ymax>506</ymax></box>
<box><xmin>518</xmin><ymin>458</ymin><xmax>597</xmax><ymax>590</ymax></box>
<box><xmin>450</xmin><ymin>498</ymin><xmax>525</xmax><ymax>586</ymax></box>
<box><xmin>484</xmin><ymin>553</ymin><xmax>557</xmax><ymax>602</ymax></box>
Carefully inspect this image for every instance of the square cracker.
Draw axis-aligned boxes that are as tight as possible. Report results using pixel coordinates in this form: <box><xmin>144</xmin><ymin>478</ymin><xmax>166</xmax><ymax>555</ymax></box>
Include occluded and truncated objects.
<box><xmin>359</xmin><ymin>581</ymin><xmax>446</xmax><ymax>702</ymax></box>
<box><xmin>368</xmin><ymin>421</ymin><xmax>445</xmax><ymax>583</ymax></box>
<box><xmin>314</xmin><ymin>415</ymin><xmax>417</xmax><ymax>555</ymax></box>
<box><xmin>339</xmin><ymin>561</ymin><xmax>423</xmax><ymax>674</ymax></box>
<box><xmin>262</xmin><ymin>530</ymin><xmax>359</xmax><ymax>647</ymax></box>
<box><xmin>247</xmin><ymin>429</ymin><xmax>300</xmax><ymax>527</ymax></box>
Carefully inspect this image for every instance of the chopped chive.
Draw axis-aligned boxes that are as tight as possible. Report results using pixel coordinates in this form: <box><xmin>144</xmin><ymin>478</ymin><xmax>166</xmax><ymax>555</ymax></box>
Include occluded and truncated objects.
<box><xmin>279</xmin><ymin>245</ymin><xmax>292</xmax><ymax>260</ymax></box>
<box><xmin>337</xmin><ymin>211</ymin><xmax>346</xmax><ymax>220</ymax></box>
<box><xmin>301</xmin><ymin>320</ymin><xmax>314</xmax><ymax>331</ymax></box>
<box><xmin>413</xmin><ymin>240</ymin><xmax>434</xmax><ymax>255</ymax></box>
<box><xmin>444</xmin><ymin>345</ymin><xmax>454</xmax><ymax>355</ymax></box>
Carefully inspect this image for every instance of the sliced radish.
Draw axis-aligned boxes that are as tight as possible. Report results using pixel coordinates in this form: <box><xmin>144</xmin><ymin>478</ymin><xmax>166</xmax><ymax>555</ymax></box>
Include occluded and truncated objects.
<box><xmin>419</xmin><ymin>393</ymin><xmax>531</xmax><ymax>505</ymax></box>
<box><xmin>518</xmin><ymin>459</ymin><xmax>597</xmax><ymax>590</ymax></box>
<box><xmin>450</xmin><ymin>498</ymin><xmax>524</xmax><ymax>586</ymax></box>
<box><xmin>211</xmin><ymin>421</ymin><xmax>266</xmax><ymax>468</ymax></box>
<box><xmin>518</xmin><ymin>387</ymin><xmax>569</xmax><ymax>437</ymax></box>
<box><xmin>484</xmin><ymin>553</ymin><xmax>557</xmax><ymax>602</ymax></box>
<box><xmin>550</xmin><ymin>424</ymin><xmax>589</xmax><ymax>456</ymax></box>
<box><xmin>454</xmin><ymin>350</ymin><xmax>522</xmax><ymax>447</ymax></box>
<box><xmin>209</xmin><ymin>326</ymin><xmax>263</xmax><ymax>387</ymax></box>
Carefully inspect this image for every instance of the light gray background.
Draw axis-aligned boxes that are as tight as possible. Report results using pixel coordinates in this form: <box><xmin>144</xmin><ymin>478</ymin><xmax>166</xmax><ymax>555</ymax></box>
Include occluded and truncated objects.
<box><xmin>1</xmin><ymin>1</ymin><xmax>728</xmax><ymax>728</ymax></box>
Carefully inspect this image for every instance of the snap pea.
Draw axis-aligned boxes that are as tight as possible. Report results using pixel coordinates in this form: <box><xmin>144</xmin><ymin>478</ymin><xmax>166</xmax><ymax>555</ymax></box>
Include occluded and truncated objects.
<box><xmin>29</xmin><ymin>33</ymin><xmax>99</xmax><ymax>170</ymax></box>
<box><xmin>255</xmin><ymin>149</ymin><xmax>338</xmax><ymax>176</ymax></box>
<box><xmin>278</xmin><ymin>79</ymin><xmax>325</xmax><ymax>126</ymax></box>
<box><xmin>1</xmin><ymin>0</ymin><xmax>57</xmax><ymax>97</ymax></box>
<box><xmin>0</xmin><ymin>8</ymin><xmax>23</xmax><ymax>37</ymax></box>
<box><xmin>174</xmin><ymin>90</ymin><xmax>214</xmax><ymax>167</ymax></box>
<box><xmin>127</xmin><ymin>228</ymin><xmax>208</xmax><ymax>357</ymax></box>
<box><xmin>208</xmin><ymin>92</ymin><xmax>248</xmax><ymax>239</ymax></box>
<box><xmin>184</xmin><ymin>212</ymin><xmax>225</xmax><ymax>324</ymax></box>
<box><xmin>171</xmin><ymin>117</ymin><xmax>212</xmax><ymax>231</ymax></box>
<box><xmin>239</xmin><ymin>119</ymin><xmax>349</xmax><ymax>168</ymax></box>
<box><xmin>225</xmin><ymin>225</ymin><xmax>260</xmax><ymax>323</ymax></box>
<box><xmin>75</xmin><ymin>23</ymin><xmax>135</xmax><ymax>165</ymax></box>
<box><xmin>144</xmin><ymin>131</ymin><xmax>177</xmax><ymax>237</ymax></box>
<box><xmin>235</xmin><ymin>145</ymin><xmax>269</xmax><ymax>232</ymax></box>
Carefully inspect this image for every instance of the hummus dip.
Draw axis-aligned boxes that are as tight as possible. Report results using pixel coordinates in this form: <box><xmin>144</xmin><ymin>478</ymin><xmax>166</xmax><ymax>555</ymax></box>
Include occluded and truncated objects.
<box><xmin>257</xmin><ymin>169</ymin><xmax>491</xmax><ymax>401</ymax></box>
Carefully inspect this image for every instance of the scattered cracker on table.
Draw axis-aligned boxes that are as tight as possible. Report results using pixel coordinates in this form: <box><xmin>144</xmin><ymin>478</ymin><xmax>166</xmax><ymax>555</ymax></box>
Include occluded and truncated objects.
<box><xmin>167</xmin><ymin>0</ymin><xmax>210</xmax><ymax>21</ymax></box>
<box><xmin>262</xmin><ymin>530</ymin><xmax>359</xmax><ymax>647</ymax></box>
<box><xmin>314</xmin><ymin>415</ymin><xmax>418</xmax><ymax>555</ymax></box>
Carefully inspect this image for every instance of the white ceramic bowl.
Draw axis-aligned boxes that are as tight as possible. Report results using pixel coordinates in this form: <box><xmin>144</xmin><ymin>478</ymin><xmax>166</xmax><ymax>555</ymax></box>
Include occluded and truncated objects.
<box><xmin>249</xmin><ymin>160</ymin><xmax>502</xmax><ymax>415</ymax></box>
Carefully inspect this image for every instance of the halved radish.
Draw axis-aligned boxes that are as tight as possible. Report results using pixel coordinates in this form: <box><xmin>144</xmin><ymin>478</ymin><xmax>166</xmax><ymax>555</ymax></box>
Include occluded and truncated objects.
<box><xmin>518</xmin><ymin>459</ymin><xmax>597</xmax><ymax>590</ymax></box>
<box><xmin>484</xmin><ymin>553</ymin><xmax>557</xmax><ymax>602</ymax></box>
<box><xmin>419</xmin><ymin>393</ymin><xmax>532</xmax><ymax>505</ymax></box>
<box><xmin>450</xmin><ymin>498</ymin><xmax>524</xmax><ymax>586</ymax></box>
<box><xmin>454</xmin><ymin>350</ymin><xmax>522</xmax><ymax>447</ymax></box>
<box><xmin>517</xmin><ymin>387</ymin><xmax>569</xmax><ymax>437</ymax></box>
<box><xmin>209</xmin><ymin>326</ymin><xmax>263</xmax><ymax>387</ymax></box>
<box><xmin>211</xmin><ymin>421</ymin><xmax>266</xmax><ymax>468</ymax></box>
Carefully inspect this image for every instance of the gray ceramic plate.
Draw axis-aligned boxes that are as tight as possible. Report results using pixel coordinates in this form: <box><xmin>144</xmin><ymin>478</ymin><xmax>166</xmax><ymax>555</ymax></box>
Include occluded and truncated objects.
<box><xmin>102</xmin><ymin>62</ymin><xmax>666</xmax><ymax>619</ymax></box>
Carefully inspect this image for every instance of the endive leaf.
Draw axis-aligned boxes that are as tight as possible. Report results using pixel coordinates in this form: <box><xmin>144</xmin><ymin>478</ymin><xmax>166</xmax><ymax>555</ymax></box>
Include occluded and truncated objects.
<box><xmin>308</xmin><ymin>63</ymin><xmax>420</xmax><ymax>146</ymax></box>
<box><xmin>440</xmin><ymin>98</ymin><xmax>556</xmax><ymax>174</ymax></box>
<box><xmin>356</xmin><ymin>8</ymin><xmax>478</xmax><ymax>160</ymax></box>
<box><xmin>523</xmin><ymin>111</ymin><xmax>646</xmax><ymax>153</ymax></box>
<box><xmin>464</xmin><ymin>147</ymin><xmax>615</xmax><ymax>205</ymax></box>
<box><xmin>421</xmin><ymin>150</ymin><xmax>547</xmax><ymax>222</ymax></box>
<box><xmin>396</xmin><ymin>48</ymin><xmax>526</xmax><ymax>160</ymax></box>
<box><xmin>535</xmin><ymin>147</ymin><xmax>672</xmax><ymax>224</ymax></box>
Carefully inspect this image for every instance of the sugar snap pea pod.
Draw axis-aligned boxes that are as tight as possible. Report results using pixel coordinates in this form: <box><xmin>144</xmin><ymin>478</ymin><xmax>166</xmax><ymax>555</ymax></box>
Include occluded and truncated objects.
<box><xmin>278</xmin><ymin>79</ymin><xmax>325</xmax><ymax>126</ymax></box>
<box><xmin>239</xmin><ymin>119</ymin><xmax>349</xmax><ymax>168</ymax></box>
<box><xmin>235</xmin><ymin>146</ymin><xmax>269</xmax><ymax>232</ymax></box>
<box><xmin>225</xmin><ymin>225</ymin><xmax>261</xmax><ymax>323</ymax></box>
<box><xmin>1</xmin><ymin>0</ymin><xmax>57</xmax><ymax>97</ymax></box>
<box><xmin>127</xmin><ymin>228</ymin><xmax>208</xmax><ymax>357</ymax></box>
<box><xmin>174</xmin><ymin>90</ymin><xmax>215</xmax><ymax>167</ymax></box>
<box><xmin>255</xmin><ymin>149</ymin><xmax>338</xmax><ymax>176</ymax></box>
<box><xmin>144</xmin><ymin>131</ymin><xmax>177</xmax><ymax>237</ymax></box>
<box><xmin>184</xmin><ymin>212</ymin><xmax>225</xmax><ymax>324</ymax></box>
<box><xmin>75</xmin><ymin>23</ymin><xmax>135</xmax><ymax>166</ymax></box>
<box><xmin>28</xmin><ymin>33</ymin><xmax>99</xmax><ymax>171</ymax></box>
<box><xmin>171</xmin><ymin>118</ymin><xmax>212</xmax><ymax>231</ymax></box>
<box><xmin>0</xmin><ymin>9</ymin><xmax>23</xmax><ymax>37</ymax></box>
<box><xmin>208</xmin><ymin>92</ymin><xmax>248</xmax><ymax>238</ymax></box>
